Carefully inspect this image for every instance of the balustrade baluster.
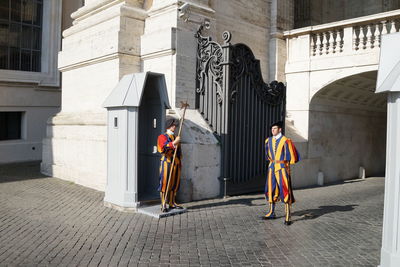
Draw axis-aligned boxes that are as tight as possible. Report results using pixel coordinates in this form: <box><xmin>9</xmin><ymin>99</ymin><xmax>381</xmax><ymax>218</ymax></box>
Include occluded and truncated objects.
<box><xmin>360</xmin><ymin>26</ymin><xmax>366</xmax><ymax>50</ymax></box>
<box><xmin>379</xmin><ymin>20</ymin><xmax>388</xmax><ymax>47</ymax></box>
<box><xmin>372</xmin><ymin>24</ymin><xmax>379</xmax><ymax>49</ymax></box>
<box><xmin>328</xmin><ymin>30</ymin><xmax>334</xmax><ymax>54</ymax></box>
<box><xmin>389</xmin><ymin>20</ymin><xmax>396</xmax><ymax>33</ymax></box>
<box><xmin>333</xmin><ymin>30</ymin><xmax>338</xmax><ymax>53</ymax></box>
<box><xmin>339</xmin><ymin>30</ymin><xmax>344</xmax><ymax>52</ymax></box>
<box><xmin>311</xmin><ymin>34</ymin><xmax>317</xmax><ymax>56</ymax></box>
<box><xmin>322</xmin><ymin>32</ymin><xmax>328</xmax><ymax>54</ymax></box>
<box><xmin>316</xmin><ymin>33</ymin><xmax>322</xmax><ymax>55</ymax></box>
<box><xmin>381</xmin><ymin>20</ymin><xmax>388</xmax><ymax>35</ymax></box>
<box><xmin>353</xmin><ymin>27</ymin><xmax>359</xmax><ymax>51</ymax></box>
<box><xmin>366</xmin><ymin>24</ymin><xmax>372</xmax><ymax>49</ymax></box>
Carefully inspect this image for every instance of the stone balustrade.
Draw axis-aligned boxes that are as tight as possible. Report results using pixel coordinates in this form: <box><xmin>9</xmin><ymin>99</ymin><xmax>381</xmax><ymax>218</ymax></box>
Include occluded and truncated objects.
<box><xmin>284</xmin><ymin>9</ymin><xmax>400</xmax><ymax>59</ymax></box>
<box><xmin>311</xmin><ymin>29</ymin><xmax>344</xmax><ymax>56</ymax></box>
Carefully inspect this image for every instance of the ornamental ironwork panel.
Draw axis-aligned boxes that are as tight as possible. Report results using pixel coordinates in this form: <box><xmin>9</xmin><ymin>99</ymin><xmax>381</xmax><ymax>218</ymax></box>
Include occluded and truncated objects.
<box><xmin>195</xmin><ymin>29</ymin><xmax>286</xmax><ymax>194</ymax></box>
<box><xmin>228</xmin><ymin>43</ymin><xmax>286</xmax><ymax>186</ymax></box>
<box><xmin>195</xmin><ymin>30</ymin><xmax>227</xmax><ymax>136</ymax></box>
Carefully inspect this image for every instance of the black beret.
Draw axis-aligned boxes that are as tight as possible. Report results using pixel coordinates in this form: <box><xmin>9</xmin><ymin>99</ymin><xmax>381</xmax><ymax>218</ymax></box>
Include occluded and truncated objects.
<box><xmin>165</xmin><ymin>118</ymin><xmax>179</xmax><ymax>129</ymax></box>
<box><xmin>270</xmin><ymin>121</ymin><xmax>283</xmax><ymax>129</ymax></box>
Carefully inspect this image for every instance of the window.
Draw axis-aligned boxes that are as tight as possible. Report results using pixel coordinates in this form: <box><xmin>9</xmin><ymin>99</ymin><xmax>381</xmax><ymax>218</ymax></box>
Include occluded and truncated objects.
<box><xmin>0</xmin><ymin>112</ymin><xmax>22</xmax><ymax>140</ymax></box>
<box><xmin>0</xmin><ymin>0</ymin><xmax>43</xmax><ymax>72</ymax></box>
<box><xmin>0</xmin><ymin>0</ymin><xmax>61</xmax><ymax>87</ymax></box>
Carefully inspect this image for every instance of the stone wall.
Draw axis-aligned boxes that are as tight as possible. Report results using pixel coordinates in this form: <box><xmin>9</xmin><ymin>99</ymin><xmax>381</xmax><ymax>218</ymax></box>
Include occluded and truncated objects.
<box><xmin>211</xmin><ymin>0</ymin><xmax>270</xmax><ymax>79</ymax></box>
<box><xmin>0</xmin><ymin>0</ymin><xmax>64</xmax><ymax>164</ymax></box>
<box><xmin>141</xmin><ymin>0</ymin><xmax>273</xmax><ymax>201</ymax></box>
<box><xmin>269</xmin><ymin>0</ymin><xmax>293</xmax><ymax>81</ymax></box>
<box><xmin>291</xmin><ymin>104</ymin><xmax>386</xmax><ymax>188</ymax></box>
<box><xmin>0</xmin><ymin>84</ymin><xmax>60</xmax><ymax>164</ymax></box>
<box><xmin>164</xmin><ymin>0</ymin><xmax>272</xmax><ymax>107</ymax></box>
<box><xmin>42</xmin><ymin>0</ymin><xmax>274</xmax><ymax>201</ymax></box>
<box><xmin>284</xmin><ymin>10</ymin><xmax>391</xmax><ymax>186</ymax></box>
<box><xmin>295</xmin><ymin>0</ymin><xmax>400</xmax><ymax>28</ymax></box>
<box><xmin>41</xmin><ymin>0</ymin><xmax>146</xmax><ymax>191</ymax></box>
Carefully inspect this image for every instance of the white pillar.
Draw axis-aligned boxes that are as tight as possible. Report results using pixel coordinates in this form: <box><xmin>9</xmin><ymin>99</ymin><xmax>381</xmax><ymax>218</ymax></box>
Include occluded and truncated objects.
<box><xmin>377</xmin><ymin>33</ymin><xmax>400</xmax><ymax>267</ymax></box>
<box><xmin>380</xmin><ymin>92</ymin><xmax>400</xmax><ymax>266</ymax></box>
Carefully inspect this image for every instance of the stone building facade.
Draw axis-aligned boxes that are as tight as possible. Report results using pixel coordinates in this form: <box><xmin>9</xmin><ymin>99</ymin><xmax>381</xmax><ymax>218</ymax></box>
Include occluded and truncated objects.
<box><xmin>0</xmin><ymin>0</ymin><xmax>63</xmax><ymax>164</ymax></box>
<box><xmin>1</xmin><ymin>0</ymin><xmax>397</xmax><ymax>201</ymax></box>
<box><xmin>40</xmin><ymin>0</ymin><xmax>293</xmax><ymax>202</ymax></box>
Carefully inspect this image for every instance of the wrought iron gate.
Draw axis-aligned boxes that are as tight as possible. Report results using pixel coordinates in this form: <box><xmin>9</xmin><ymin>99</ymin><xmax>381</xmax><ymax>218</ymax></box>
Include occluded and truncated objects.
<box><xmin>195</xmin><ymin>30</ymin><xmax>286</xmax><ymax>195</ymax></box>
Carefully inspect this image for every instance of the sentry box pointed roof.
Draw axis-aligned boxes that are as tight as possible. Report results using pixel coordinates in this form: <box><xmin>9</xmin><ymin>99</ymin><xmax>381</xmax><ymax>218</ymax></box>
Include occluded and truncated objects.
<box><xmin>376</xmin><ymin>32</ymin><xmax>400</xmax><ymax>93</ymax></box>
<box><xmin>103</xmin><ymin>72</ymin><xmax>171</xmax><ymax>108</ymax></box>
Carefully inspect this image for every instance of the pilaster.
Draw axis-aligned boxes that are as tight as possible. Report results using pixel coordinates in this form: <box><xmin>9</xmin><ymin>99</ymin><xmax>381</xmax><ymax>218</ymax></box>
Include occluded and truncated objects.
<box><xmin>380</xmin><ymin>92</ymin><xmax>400</xmax><ymax>266</ymax></box>
<box><xmin>141</xmin><ymin>0</ymin><xmax>215</xmax><ymax>109</ymax></box>
<box><xmin>41</xmin><ymin>0</ymin><xmax>147</xmax><ymax>191</ymax></box>
<box><xmin>269</xmin><ymin>0</ymin><xmax>294</xmax><ymax>82</ymax></box>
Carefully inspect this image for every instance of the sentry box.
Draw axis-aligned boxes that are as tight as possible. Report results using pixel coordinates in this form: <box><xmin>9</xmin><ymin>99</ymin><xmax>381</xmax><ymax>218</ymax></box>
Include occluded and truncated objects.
<box><xmin>103</xmin><ymin>72</ymin><xmax>170</xmax><ymax>211</ymax></box>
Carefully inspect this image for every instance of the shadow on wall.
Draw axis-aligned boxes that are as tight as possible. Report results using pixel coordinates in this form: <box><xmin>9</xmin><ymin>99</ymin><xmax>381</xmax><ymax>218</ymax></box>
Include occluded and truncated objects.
<box><xmin>40</xmin><ymin>111</ymin><xmax>108</xmax><ymax>192</ymax></box>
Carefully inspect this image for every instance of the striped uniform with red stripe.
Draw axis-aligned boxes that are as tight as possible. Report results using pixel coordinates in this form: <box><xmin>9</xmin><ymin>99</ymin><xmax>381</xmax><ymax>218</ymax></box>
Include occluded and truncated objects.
<box><xmin>157</xmin><ymin>133</ymin><xmax>181</xmax><ymax>193</ymax></box>
<box><xmin>264</xmin><ymin>135</ymin><xmax>300</xmax><ymax>204</ymax></box>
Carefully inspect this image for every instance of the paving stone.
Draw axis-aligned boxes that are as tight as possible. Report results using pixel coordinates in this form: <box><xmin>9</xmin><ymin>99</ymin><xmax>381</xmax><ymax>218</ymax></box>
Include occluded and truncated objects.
<box><xmin>0</xmin><ymin>163</ymin><xmax>384</xmax><ymax>266</ymax></box>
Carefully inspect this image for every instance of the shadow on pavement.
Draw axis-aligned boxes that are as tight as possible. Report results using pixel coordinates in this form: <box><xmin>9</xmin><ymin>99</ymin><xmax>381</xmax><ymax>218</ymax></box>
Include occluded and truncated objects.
<box><xmin>292</xmin><ymin>204</ymin><xmax>358</xmax><ymax>221</ymax></box>
<box><xmin>187</xmin><ymin>196</ymin><xmax>265</xmax><ymax>210</ymax></box>
<box><xmin>0</xmin><ymin>161</ymin><xmax>49</xmax><ymax>183</ymax></box>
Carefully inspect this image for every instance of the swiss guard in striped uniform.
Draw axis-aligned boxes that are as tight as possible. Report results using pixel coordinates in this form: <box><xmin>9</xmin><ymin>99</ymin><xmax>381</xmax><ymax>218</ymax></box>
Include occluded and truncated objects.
<box><xmin>157</xmin><ymin>118</ymin><xmax>183</xmax><ymax>212</ymax></box>
<box><xmin>264</xmin><ymin>121</ymin><xmax>300</xmax><ymax>225</ymax></box>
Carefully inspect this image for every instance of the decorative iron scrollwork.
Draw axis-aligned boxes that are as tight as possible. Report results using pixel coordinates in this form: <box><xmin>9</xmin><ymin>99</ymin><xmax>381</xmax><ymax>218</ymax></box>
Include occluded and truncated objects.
<box><xmin>195</xmin><ymin>30</ymin><xmax>224</xmax><ymax>104</ymax></box>
<box><xmin>222</xmin><ymin>31</ymin><xmax>231</xmax><ymax>44</ymax></box>
<box><xmin>230</xmin><ymin>43</ymin><xmax>285</xmax><ymax>105</ymax></box>
<box><xmin>194</xmin><ymin>30</ymin><xmax>287</xmax><ymax>189</ymax></box>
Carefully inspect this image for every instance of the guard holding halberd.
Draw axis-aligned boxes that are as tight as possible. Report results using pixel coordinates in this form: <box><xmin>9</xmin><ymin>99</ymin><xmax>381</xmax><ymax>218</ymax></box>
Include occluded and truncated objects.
<box><xmin>157</xmin><ymin>118</ymin><xmax>183</xmax><ymax>212</ymax></box>
<box><xmin>264</xmin><ymin>121</ymin><xmax>300</xmax><ymax>225</ymax></box>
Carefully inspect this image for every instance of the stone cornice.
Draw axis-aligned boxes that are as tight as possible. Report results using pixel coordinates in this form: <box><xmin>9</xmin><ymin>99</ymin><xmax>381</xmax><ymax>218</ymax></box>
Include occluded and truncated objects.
<box><xmin>64</xmin><ymin>1</ymin><xmax>147</xmax><ymax>38</ymax></box>
<box><xmin>147</xmin><ymin>2</ymin><xmax>177</xmax><ymax>17</ymax></box>
<box><xmin>147</xmin><ymin>0</ymin><xmax>214</xmax><ymax>17</ymax></box>
<box><xmin>182</xmin><ymin>1</ymin><xmax>215</xmax><ymax>15</ymax></box>
<box><xmin>0</xmin><ymin>80</ymin><xmax>59</xmax><ymax>90</ymax></box>
<box><xmin>270</xmin><ymin>31</ymin><xmax>284</xmax><ymax>39</ymax></box>
<box><xmin>47</xmin><ymin>112</ymin><xmax>107</xmax><ymax>126</ymax></box>
<box><xmin>120</xmin><ymin>5</ymin><xmax>148</xmax><ymax>20</ymax></box>
<box><xmin>59</xmin><ymin>52</ymin><xmax>140</xmax><ymax>72</ymax></box>
<box><xmin>141</xmin><ymin>49</ymin><xmax>176</xmax><ymax>60</ymax></box>
<box><xmin>72</xmin><ymin>0</ymin><xmax>123</xmax><ymax>20</ymax></box>
<box><xmin>73</xmin><ymin>0</ymin><xmax>148</xmax><ymax>22</ymax></box>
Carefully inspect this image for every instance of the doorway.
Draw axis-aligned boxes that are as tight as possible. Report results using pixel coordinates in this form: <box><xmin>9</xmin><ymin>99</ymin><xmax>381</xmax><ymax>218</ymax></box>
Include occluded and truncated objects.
<box><xmin>138</xmin><ymin>77</ymin><xmax>163</xmax><ymax>202</ymax></box>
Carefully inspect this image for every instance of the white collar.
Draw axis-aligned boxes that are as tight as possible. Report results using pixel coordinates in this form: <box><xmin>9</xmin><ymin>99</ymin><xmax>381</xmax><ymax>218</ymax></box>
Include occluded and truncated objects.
<box><xmin>167</xmin><ymin>129</ymin><xmax>174</xmax><ymax>136</ymax></box>
<box><xmin>273</xmin><ymin>132</ymin><xmax>282</xmax><ymax>140</ymax></box>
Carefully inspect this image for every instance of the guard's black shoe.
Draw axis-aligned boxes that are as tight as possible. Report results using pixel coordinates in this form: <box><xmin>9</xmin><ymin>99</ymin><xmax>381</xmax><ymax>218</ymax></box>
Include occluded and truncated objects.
<box><xmin>284</xmin><ymin>220</ymin><xmax>292</xmax><ymax>226</ymax></box>
<box><xmin>170</xmin><ymin>204</ymin><xmax>184</xmax><ymax>210</ymax></box>
<box><xmin>264</xmin><ymin>213</ymin><xmax>276</xmax><ymax>219</ymax></box>
<box><xmin>161</xmin><ymin>206</ymin><xmax>169</xmax><ymax>213</ymax></box>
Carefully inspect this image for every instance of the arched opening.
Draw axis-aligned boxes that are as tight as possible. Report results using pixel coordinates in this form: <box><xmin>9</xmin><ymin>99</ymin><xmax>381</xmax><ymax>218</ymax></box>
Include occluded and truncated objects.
<box><xmin>308</xmin><ymin>71</ymin><xmax>387</xmax><ymax>183</ymax></box>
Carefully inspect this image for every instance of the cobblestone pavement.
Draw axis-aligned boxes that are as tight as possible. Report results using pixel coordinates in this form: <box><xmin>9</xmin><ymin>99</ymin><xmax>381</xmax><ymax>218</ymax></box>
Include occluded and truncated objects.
<box><xmin>0</xmin><ymin>163</ymin><xmax>383</xmax><ymax>266</ymax></box>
